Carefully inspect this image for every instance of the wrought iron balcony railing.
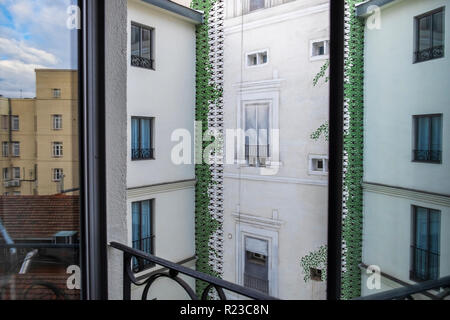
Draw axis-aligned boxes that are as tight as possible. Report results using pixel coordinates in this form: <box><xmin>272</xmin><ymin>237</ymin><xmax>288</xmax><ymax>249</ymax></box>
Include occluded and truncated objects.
<box><xmin>132</xmin><ymin>148</ymin><xmax>154</xmax><ymax>161</ymax></box>
<box><xmin>245</xmin><ymin>144</ymin><xmax>270</xmax><ymax>167</ymax></box>
<box><xmin>244</xmin><ymin>272</ymin><xmax>269</xmax><ymax>295</ymax></box>
<box><xmin>410</xmin><ymin>246</ymin><xmax>440</xmax><ymax>282</ymax></box>
<box><xmin>414</xmin><ymin>45</ymin><xmax>444</xmax><ymax>63</ymax></box>
<box><xmin>132</xmin><ymin>236</ymin><xmax>155</xmax><ymax>272</ymax></box>
<box><xmin>109</xmin><ymin>242</ymin><xmax>279</xmax><ymax>300</ymax></box>
<box><xmin>354</xmin><ymin>275</ymin><xmax>450</xmax><ymax>300</ymax></box>
<box><xmin>413</xmin><ymin>149</ymin><xmax>442</xmax><ymax>163</ymax></box>
<box><xmin>131</xmin><ymin>55</ymin><xmax>154</xmax><ymax>70</ymax></box>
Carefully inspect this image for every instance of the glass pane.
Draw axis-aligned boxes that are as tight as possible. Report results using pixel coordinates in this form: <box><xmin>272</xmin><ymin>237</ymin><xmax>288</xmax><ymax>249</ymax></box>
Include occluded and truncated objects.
<box><xmin>131</xmin><ymin>118</ymin><xmax>140</xmax><ymax>151</ymax></box>
<box><xmin>140</xmin><ymin>119</ymin><xmax>151</xmax><ymax>150</ymax></box>
<box><xmin>249</xmin><ymin>0</ymin><xmax>265</xmax><ymax>12</ymax></box>
<box><xmin>345</xmin><ymin>1</ymin><xmax>449</xmax><ymax>299</ymax></box>
<box><xmin>416</xmin><ymin>117</ymin><xmax>430</xmax><ymax>152</ymax></box>
<box><xmin>141</xmin><ymin>28</ymin><xmax>151</xmax><ymax>60</ymax></box>
<box><xmin>131</xmin><ymin>25</ymin><xmax>140</xmax><ymax>56</ymax></box>
<box><xmin>0</xmin><ymin>0</ymin><xmax>80</xmax><ymax>300</ymax></box>
<box><xmin>418</xmin><ymin>15</ymin><xmax>432</xmax><ymax>51</ymax></box>
<box><xmin>432</xmin><ymin>11</ymin><xmax>444</xmax><ymax>48</ymax></box>
<box><xmin>257</xmin><ymin>105</ymin><xmax>269</xmax><ymax>146</ymax></box>
<box><xmin>141</xmin><ymin>200</ymin><xmax>151</xmax><ymax>254</ymax></box>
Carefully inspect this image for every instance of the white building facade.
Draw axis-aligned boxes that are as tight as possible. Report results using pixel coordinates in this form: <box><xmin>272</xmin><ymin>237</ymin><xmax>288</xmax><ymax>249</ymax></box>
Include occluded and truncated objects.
<box><xmin>126</xmin><ymin>0</ymin><xmax>201</xmax><ymax>299</ymax></box>
<box><xmin>357</xmin><ymin>0</ymin><xmax>450</xmax><ymax>296</ymax></box>
<box><xmin>222</xmin><ymin>0</ymin><xmax>330</xmax><ymax>299</ymax></box>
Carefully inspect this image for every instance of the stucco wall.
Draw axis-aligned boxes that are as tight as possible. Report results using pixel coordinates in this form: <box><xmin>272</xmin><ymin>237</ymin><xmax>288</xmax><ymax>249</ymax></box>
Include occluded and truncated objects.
<box><xmin>105</xmin><ymin>0</ymin><xmax>128</xmax><ymax>300</ymax></box>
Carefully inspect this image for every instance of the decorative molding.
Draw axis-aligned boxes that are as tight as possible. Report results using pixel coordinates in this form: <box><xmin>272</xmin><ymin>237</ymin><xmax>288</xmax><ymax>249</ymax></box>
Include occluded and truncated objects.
<box><xmin>232</xmin><ymin>212</ymin><xmax>284</xmax><ymax>231</ymax></box>
<box><xmin>225</xmin><ymin>3</ymin><xmax>329</xmax><ymax>35</ymax></box>
<box><xmin>224</xmin><ymin>172</ymin><xmax>328</xmax><ymax>187</ymax></box>
<box><xmin>362</xmin><ymin>182</ymin><xmax>450</xmax><ymax>207</ymax></box>
<box><xmin>127</xmin><ymin>179</ymin><xmax>196</xmax><ymax>199</ymax></box>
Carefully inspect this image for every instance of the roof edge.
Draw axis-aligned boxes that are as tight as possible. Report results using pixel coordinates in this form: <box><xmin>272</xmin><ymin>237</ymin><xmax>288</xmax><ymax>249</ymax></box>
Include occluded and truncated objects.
<box><xmin>355</xmin><ymin>0</ymin><xmax>397</xmax><ymax>17</ymax></box>
<box><xmin>140</xmin><ymin>0</ymin><xmax>203</xmax><ymax>24</ymax></box>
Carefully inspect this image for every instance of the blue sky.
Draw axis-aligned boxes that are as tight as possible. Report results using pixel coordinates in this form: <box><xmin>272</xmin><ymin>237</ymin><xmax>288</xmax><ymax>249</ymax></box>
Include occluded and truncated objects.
<box><xmin>0</xmin><ymin>0</ymin><xmax>76</xmax><ymax>98</ymax></box>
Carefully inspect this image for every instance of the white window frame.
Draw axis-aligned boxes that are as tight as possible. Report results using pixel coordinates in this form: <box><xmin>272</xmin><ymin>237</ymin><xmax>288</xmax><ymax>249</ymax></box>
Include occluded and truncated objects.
<box><xmin>13</xmin><ymin>167</ymin><xmax>20</xmax><ymax>180</ymax></box>
<box><xmin>234</xmin><ymin>217</ymin><xmax>280</xmax><ymax>297</ymax></box>
<box><xmin>12</xmin><ymin>142</ymin><xmax>20</xmax><ymax>157</ymax></box>
<box><xmin>53</xmin><ymin>88</ymin><xmax>61</xmax><ymax>98</ymax></box>
<box><xmin>310</xmin><ymin>38</ymin><xmax>330</xmax><ymax>61</ymax></box>
<box><xmin>53</xmin><ymin>115</ymin><xmax>63</xmax><ymax>130</ymax></box>
<box><xmin>11</xmin><ymin>116</ymin><xmax>19</xmax><ymax>131</ymax></box>
<box><xmin>53</xmin><ymin>168</ymin><xmax>64</xmax><ymax>182</ymax></box>
<box><xmin>2</xmin><ymin>142</ymin><xmax>8</xmax><ymax>157</ymax></box>
<box><xmin>245</xmin><ymin>49</ymin><xmax>269</xmax><ymax>68</ymax></box>
<box><xmin>53</xmin><ymin>142</ymin><xmax>63</xmax><ymax>157</ymax></box>
<box><xmin>235</xmin><ymin>78</ymin><xmax>282</xmax><ymax>168</ymax></box>
<box><xmin>308</xmin><ymin>154</ymin><xmax>329</xmax><ymax>175</ymax></box>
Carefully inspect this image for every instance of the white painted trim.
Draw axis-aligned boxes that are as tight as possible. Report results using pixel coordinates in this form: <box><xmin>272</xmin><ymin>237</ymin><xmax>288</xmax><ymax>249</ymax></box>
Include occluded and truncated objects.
<box><xmin>362</xmin><ymin>182</ymin><xmax>450</xmax><ymax>207</ymax></box>
<box><xmin>235</xmin><ymin>77</ymin><xmax>282</xmax><ymax>166</ymax></box>
<box><xmin>308</xmin><ymin>154</ymin><xmax>329</xmax><ymax>176</ymax></box>
<box><xmin>224</xmin><ymin>172</ymin><xmax>328</xmax><ymax>187</ymax></box>
<box><xmin>310</xmin><ymin>38</ymin><xmax>330</xmax><ymax>61</ymax></box>
<box><xmin>225</xmin><ymin>3</ymin><xmax>329</xmax><ymax>35</ymax></box>
<box><xmin>245</xmin><ymin>48</ymin><xmax>270</xmax><ymax>68</ymax></box>
<box><xmin>127</xmin><ymin>179</ymin><xmax>196</xmax><ymax>199</ymax></box>
<box><xmin>232</xmin><ymin>212</ymin><xmax>284</xmax><ymax>230</ymax></box>
<box><xmin>235</xmin><ymin>222</ymin><xmax>279</xmax><ymax>297</ymax></box>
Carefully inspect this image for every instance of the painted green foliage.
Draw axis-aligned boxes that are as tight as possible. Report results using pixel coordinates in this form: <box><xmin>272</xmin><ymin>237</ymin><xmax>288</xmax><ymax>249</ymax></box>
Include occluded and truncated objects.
<box><xmin>310</xmin><ymin>60</ymin><xmax>329</xmax><ymax>141</ymax></box>
<box><xmin>342</xmin><ymin>0</ymin><xmax>364</xmax><ymax>300</ymax></box>
<box><xmin>191</xmin><ymin>0</ymin><xmax>222</xmax><ymax>296</ymax></box>
<box><xmin>300</xmin><ymin>245</ymin><xmax>327</xmax><ymax>282</ymax></box>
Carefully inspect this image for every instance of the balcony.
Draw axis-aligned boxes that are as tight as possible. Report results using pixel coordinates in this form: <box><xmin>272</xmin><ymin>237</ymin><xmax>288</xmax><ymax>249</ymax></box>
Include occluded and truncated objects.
<box><xmin>413</xmin><ymin>149</ymin><xmax>442</xmax><ymax>163</ymax></box>
<box><xmin>410</xmin><ymin>246</ymin><xmax>440</xmax><ymax>282</ymax></box>
<box><xmin>414</xmin><ymin>45</ymin><xmax>444</xmax><ymax>63</ymax></box>
<box><xmin>131</xmin><ymin>55</ymin><xmax>154</xmax><ymax>70</ymax></box>
<box><xmin>109</xmin><ymin>242</ymin><xmax>278</xmax><ymax>300</ymax></box>
<box><xmin>131</xmin><ymin>148</ymin><xmax>154</xmax><ymax>161</ymax></box>
<box><xmin>245</xmin><ymin>144</ymin><xmax>270</xmax><ymax>167</ymax></box>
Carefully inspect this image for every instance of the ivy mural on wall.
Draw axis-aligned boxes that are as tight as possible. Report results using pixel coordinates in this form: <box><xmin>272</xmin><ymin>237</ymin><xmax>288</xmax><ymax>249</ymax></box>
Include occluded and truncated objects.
<box><xmin>341</xmin><ymin>0</ymin><xmax>365</xmax><ymax>300</ymax></box>
<box><xmin>191</xmin><ymin>0</ymin><xmax>225</xmax><ymax>298</ymax></box>
<box><xmin>300</xmin><ymin>245</ymin><xmax>327</xmax><ymax>282</ymax></box>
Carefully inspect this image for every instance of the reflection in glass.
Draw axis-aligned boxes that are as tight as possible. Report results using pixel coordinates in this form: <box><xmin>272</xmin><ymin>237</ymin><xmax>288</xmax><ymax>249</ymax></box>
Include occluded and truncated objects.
<box><xmin>0</xmin><ymin>0</ymin><xmax>80</xmax><ymax>300</ymax></box>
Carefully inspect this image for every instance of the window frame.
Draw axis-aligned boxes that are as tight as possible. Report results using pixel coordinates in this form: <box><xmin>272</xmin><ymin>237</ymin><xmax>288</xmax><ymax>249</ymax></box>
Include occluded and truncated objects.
<box><xmin>53</xmin><ymin>88</ymin><xmax>62</xmax><ymax>98</ymax></box>
<box><xmin>11</xmin><ymin>142</ymin><xmax>20</xmax><ymax>157</ymax></box>
<box><xmin>130</xmin><ymin>22</ymin><xmax>155</xmax><ymax>70</ymax></box>
<box><xmin>53</xmin><ymin>142</ymin><xmax>64</xmax><ymax>158</ymax></box>
<box><xmin>414</xmin><ymin>7</ymin><xmax>445</xmax><ymax>63</ymax></box>
<box><xmin>53</xmin><ymin>168</ymin><xmax>64</xmax><ymax>182</ymax></box>
<box><xmin>246</xmin><ymin>49</ymin><xmax>269</xmax><ymax>68</ymax></box>
<box><xmin>310</xmin><ymin>39</ymin><xmax>330</xmax><ymax>61</ymax></box>
<box><xmin>53</xmin><ymin>115</ymin><xmax>63</xmax><ymax>130</ymax></box>
<box><xmin>410</xmin><ymin>205</ymin><xmax>441</xmax><ymax>282</ymax></box>
<box><xmin>2</xmin><ymin>142</ymin><xmax>8</xmax><ymax>157</ymax></box>
<box><xmin>412</xmin><ymin>113</ymin><xmax>442</xmax><ymax>164</ymax></box>
<box><xmin>131</xmin><ymin>116</ymin><xmax>154</xmax><ymax>161</ymax></box>
<box><xmin>309</xmin><ymin>155</ymin><xmax>329</xmax><ymax>175</ymax></box>
<box><xmin>131</xmin><ymin>199</ymin><xmax>155</xmax><ymax>272</ymax></box>
<box><xmin>11</xmin><ymin>116</ymin><xmax>19</xmax><ymax>131</ymax></box>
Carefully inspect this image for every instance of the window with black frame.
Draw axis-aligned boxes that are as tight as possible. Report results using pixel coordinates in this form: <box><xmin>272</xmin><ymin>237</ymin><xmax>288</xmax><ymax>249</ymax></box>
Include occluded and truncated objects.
<box><xmin>131</xmin><ymin>22</ymin><xmax>154</xmax><ymax>70</ymax></box>
<box><xmin>131</xmin><ymin>117</ymin><xmax>154</xmax><ymax>160</ymax></box>
<box><xmin>415</xmin><ymin>7</ymin><xmax>445</xmax><ymax>63</ymax></box>
<box><xmin>132</xmin><ymin>200</ymin><xmax>155</xmax><ymax>272</ymax></box>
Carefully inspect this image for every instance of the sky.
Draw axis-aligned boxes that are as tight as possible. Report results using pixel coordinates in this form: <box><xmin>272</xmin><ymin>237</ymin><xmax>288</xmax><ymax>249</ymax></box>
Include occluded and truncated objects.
<box><xmin>0</xmin><ymin>0</ymin><xmax>76</xmax><ymax>98</ymax></box>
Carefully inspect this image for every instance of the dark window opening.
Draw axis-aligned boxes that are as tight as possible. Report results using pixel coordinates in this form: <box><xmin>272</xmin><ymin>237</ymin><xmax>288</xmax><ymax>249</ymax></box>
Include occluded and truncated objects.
<box><xmin>414</xmin><ymin>8</ymin><xmax>445</xmax><ymax>63</ymax></box>
<box><xmin>131</xmin><ymin>117</ymin><xmax>154</xmax><ymax>160</ymax></box>
<box><xmin>132</xmin><ymin>200</ymin><xmax>155</xmax><ymax>272</ymax></box>
<box><xmin>411</xmin><ymin>206</ymin><xmax>440</xmax><ymax>281</ymax></box>
<box><xmin>413</xmin><ymin>114</ymin><xmax>442</xmax><ymax>163</ymax></box>
<box><xmin>131</xmin><ymin>23</ymin><xmax>154</xmax><ymax>70</ymax></box>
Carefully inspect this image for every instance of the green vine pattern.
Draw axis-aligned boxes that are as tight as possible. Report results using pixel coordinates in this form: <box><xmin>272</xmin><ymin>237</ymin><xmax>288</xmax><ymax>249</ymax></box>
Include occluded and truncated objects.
<box><xmin>191</xmin><ymin>0</ymin><xmax>223</xmax><ymax>297</ymax></box>
<box><xmin>300</xmin><ymin>246</ymin><xmax>328</xmax><ymax>282</ymax></box>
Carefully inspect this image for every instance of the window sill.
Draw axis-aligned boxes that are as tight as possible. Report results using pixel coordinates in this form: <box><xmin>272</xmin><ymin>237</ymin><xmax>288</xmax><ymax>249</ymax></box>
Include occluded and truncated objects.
<box><xmin>412</xmin><ymin>160</ymin><xmax>442</xmax><ymax>165</ymax></box>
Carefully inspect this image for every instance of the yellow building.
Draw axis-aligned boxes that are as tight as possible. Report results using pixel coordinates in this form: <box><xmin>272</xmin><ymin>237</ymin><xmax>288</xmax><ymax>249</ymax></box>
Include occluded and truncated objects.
<box><xmin>0</xmin><ymin>69</ymin><xmax>79</xmax><ymax>196</ymax></box>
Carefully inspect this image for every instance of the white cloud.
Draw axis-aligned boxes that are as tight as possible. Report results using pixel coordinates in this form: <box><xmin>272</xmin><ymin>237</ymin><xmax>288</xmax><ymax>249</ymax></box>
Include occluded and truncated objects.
<box><xmin>0</xmin><ymin>37</ymin><xmax>58</xmax><ymax>65</ymax></box>
<box><xmin>0</xmin><ymin>60</ymin><xmax>45</xmax><ymax>98</ymax></box>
